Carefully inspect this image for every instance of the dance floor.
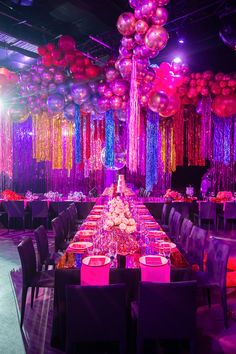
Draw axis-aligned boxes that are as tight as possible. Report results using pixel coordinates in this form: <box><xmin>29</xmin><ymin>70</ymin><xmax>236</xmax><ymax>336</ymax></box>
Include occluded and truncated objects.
<box><xmin>1</xmin><ymin>227</ymin><xmax>236</xmax><ymax>354</ymax></box>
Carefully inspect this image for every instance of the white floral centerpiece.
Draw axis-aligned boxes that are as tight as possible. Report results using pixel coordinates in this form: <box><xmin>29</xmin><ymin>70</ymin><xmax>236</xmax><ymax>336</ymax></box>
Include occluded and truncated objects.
<box><xmin>103</xmin><ymin>196</ymin><xmax>136</xmax><ymax>234</ymax></box>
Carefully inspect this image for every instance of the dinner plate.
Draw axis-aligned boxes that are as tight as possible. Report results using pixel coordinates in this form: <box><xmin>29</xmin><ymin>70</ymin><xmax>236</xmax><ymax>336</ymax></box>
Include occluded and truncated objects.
<box><xmin>67</xmin><ymin>242</ymin><xmax>93</xmax><ymax>253</ymax></box>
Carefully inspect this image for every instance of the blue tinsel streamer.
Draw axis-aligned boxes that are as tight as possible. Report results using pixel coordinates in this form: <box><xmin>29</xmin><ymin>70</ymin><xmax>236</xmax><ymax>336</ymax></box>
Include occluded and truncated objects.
<box><xmin>213</xmin><ymin>115</ymin><xmax>231</xmax><ymax>165</ymax></box>
<box><xmin>146</xmin><ymin>110</ymin><xmax>159</xmax><ymax>191</ymax></box>
<box><xmin>105</xmin><ymin>110</ymin><xmax>114</xmax><ymax>167</ymax></box>
<box><xmin>75</xmin><ymin>104</ymin><xmax>82</xmax><ymax>163</ymax></box>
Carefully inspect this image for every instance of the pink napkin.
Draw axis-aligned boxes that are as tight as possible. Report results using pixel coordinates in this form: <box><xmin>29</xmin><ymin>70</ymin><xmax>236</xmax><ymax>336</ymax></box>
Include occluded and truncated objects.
<box><xmin>88</xmin><ymin>257</ymin><xmax>106</xmax><ymax>266</ymax></box>
<box><xmin>145</xmin><ymin>257</ymin><xmax>162</xmax><ymax>265</ymax></box>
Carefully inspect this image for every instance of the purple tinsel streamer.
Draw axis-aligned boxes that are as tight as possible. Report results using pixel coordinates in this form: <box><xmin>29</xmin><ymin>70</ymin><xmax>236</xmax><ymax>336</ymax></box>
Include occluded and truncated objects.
<box><xmin>75</xmin><ymin>104</ymin><xmax>82</xmax><ymax>163</ymax></box>
<box><xmin>105</xmin><ymin>110</ymin><xmax>114</xmax><ymax>167</ymax></box>
<box><xmin>146</xmin><ymin>110</ymin><xmax>159</xmax><ymax>191</ymax></box>
<box><xmin>213</xmin><ymin>115</ymin><xmax>231</xmax><ymax>165</ymax></box>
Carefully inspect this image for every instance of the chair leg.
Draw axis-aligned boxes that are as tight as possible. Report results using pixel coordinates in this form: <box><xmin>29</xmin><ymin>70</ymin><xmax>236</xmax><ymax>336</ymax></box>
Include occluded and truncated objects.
<box><xmin>224</xmin><ymin>218</ymin><xmax>227</xmax><ymax>231</ymax></box>
<box><xmin>31</xmin><ymin>287</ymin><xmax>35</xmax><ymax>308</ymax></box>
<box><xmin>20</xmin><ymin>286</ymin><xmax>28</xmax><ymax>328</ymax></box>
<box><xmin>36</xmin><ymin>287</ymin><xmax>39</xmax><ymax>298</ymax></box>
<box><xmin>221</xmin><ymin>291</ymin><xmax>228</xmax><ymax>329</ymax></box>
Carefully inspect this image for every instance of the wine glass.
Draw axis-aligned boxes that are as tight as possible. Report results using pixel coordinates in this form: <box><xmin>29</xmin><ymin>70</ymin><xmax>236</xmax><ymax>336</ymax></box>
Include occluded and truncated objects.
<box><xmin>108</xmin><ymin>240</ymin><xmax>117</xmax><ymax>267</ymax></box>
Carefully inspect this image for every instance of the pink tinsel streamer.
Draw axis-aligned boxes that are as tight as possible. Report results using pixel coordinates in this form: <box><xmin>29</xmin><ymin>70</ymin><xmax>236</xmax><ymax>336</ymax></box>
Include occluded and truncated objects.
<box><xmin>0</xmin><ymin>111</ymin><xmax>13</xmax><ymax>179</ymax></box>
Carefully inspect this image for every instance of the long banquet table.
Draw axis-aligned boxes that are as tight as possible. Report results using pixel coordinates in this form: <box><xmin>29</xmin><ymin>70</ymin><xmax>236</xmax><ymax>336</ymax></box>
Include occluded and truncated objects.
<box><xmin>51</xmin><ymin>197</ymin><xmax>192</xmax><ymax>350</ymax></box>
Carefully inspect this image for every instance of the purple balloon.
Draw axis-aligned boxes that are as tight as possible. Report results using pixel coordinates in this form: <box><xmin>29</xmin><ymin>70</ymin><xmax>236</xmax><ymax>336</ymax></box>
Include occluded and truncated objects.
<box><xmin>141</xmin><ymin>0</ymin><xmax>157</xmax><ymax>18</ymax></box>
<box><xmin>121</xmin><ymin>37</ymin><xmax>135</xmax><ymax>50</ymax></box>
<box><xmin>119</xmin><ymin>46</ymin><xmax>132</xmax><ymax>58</ymax></box>
<box><xmin>134</xmin><ymin>7</ymin><xmax>143</xmax><ymax>20</ymax></box>
<box><xmin>57</xmin><ymin>83</ymin><xmax>69</xmax><ymax>96</ymax></box>
<box><xmin>64</xmin><ymin>103</ymin><xmax>76</xmax><ymax>121</ymax></box>
<box><xmin>110</xmin><ymin>79</ymin><xmax>129</xmax><ymax>96</ymax></box>
<box><xmin>129</xmin><ymin>0</ymin><xmax>140</xmax><ymax>9</ymax></box>
<box><xmin>31</xmin><ymin>70</ymin><xmax>41</xmax><ymax>84</ymax></box>
<box><xmin>48</xmin><ymin>82</ymin><xmax>57</xmax><ymax>92</ymax></box>
<box><xmin>97</xmin><ymin>97</ymin><xmax>110</xmax><ymax>112</ymax></box>
<box><xmin>118</xmin><ymin>58</ymin><xmax>132</xmax><ymax>79</ymax></box>
<box><xmin>27</xmin><ymin>83</ymin><xmax>39</xmax><ymax>94</ymax></box>
<box><xmin>36</xmin><ymin>65</ymin><xmax>45</xmax><ymax>75</ymax></box>
<box><xmin>47</xmin><ymin>93</ymin><xmax>64</xmax><ymax>113</ymax></box>
<box><xmin>105</xmin><ymin>67</ymin><xmax>120</xmax><ymax>82</ymax></box>
<box><xmin>19</xmin><ymin>71</ymin><xmax>31</xmax><ymax>83</ymax></box>
<box><xmin>70</xmin><ymin>83</ymin><xmax>91</xmax><ymax>105</ymax></box>
<box><xmin>145</xmin><ymin>25</ymin><xmax>169</xmax><ymax>51</ymax></box>
<box><xmin>97</xmin><ymin>82</ymin><xmax>108</xmax><ymax>96</ymax></box>
<box><xmin>41</xmin><ymin>69</ymin><xmax>53</xmax><ymax>83</ymax></box>
<box><xmin>117</xmin><ymin>12</ymin><xmax>136</xmax><ymax>36</ymax></box>
<box><xmin>80</xmin><ymin>101</ymin><xmax>94</xmax><ymax>114</ymax></box>
<box><xmin>141</xmin><ymin>82</ymin><xmax>152</xmax><ymax>94</ymax></box>
<box><xmin>110</xmin><ymin>96</ymin><xmax>123</xmax><ymax>110</ymax></box>
<box><xmin>152</xmin><ymin>7</ymin><xmax>168</xmax><ymax>26</ymax></box>
<box><xmin>103</xmin><ymin>87</ymin><xmax>113</xmax><ymax>98</ymax></box>
<box><xmin>88</xmin><ymin>81</ymin><xmax>99</xmax><ymax>94</ymax></box>
<box><xmin>54</xmin><ymin>70</ymin><xmax>65</xmax><ymax>85</ymax></box>
<box><xmin>134</xmin><ymin>33</ymin><xmax>145</xmax><ymax>45</ymax></box>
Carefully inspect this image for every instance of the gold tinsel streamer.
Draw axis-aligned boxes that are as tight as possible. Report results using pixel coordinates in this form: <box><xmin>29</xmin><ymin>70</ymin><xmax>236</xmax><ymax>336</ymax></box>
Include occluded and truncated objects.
<box><xmin>52</xmin><ymin>115</ymin><xmax>63</xmax><ymax>169</ymax></box>
<box><xmin>170</xmin><ymin>127</ymin><xmax>176</xmax><ymax>173</ymax></box>
<box><xmin>32</xmin><ymin>112</ymin><xmax>51</xmax><ymax>162</ymax></box>
<box><xmin>161</xmin><ymin>125</ymin><xmax>166</xmax><ymax>172</ymax></box>
<box><xmin>63</xmin><ymin>120</ymin><xmax>73</xmax><ymax>171</ymax></box>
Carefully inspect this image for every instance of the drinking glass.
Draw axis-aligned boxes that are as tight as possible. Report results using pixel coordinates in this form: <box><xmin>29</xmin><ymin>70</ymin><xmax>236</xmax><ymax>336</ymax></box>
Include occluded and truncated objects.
<box><xmin>108</xmin><ymin>240</ymin><xmax>117</xmax><ymax>267</ymax></box>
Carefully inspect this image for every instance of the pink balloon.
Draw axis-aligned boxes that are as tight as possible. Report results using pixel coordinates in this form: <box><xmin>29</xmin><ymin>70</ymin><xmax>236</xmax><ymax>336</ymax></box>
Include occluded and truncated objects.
<box><xmin>145</xmin><ymin>25</ymin><xmax>169</xmax><ymax>51</ymax></box>
<box><xmin>54</xmin><ymin>70</ymin><xmax>65</xmax><ymax>85</ymax></box>
<box><xmin>98</xmin><ymin>82</ymin><xmax>108</xmax><ymax>95</ymax></box>
<box><xmin>159</xmin><ymin>95</ymin><xmax>180</xmax><ymax>117</ymax></box>
<box><xmin>144</xmin><ymin>68</ymin><xmax>156</xmax><ymax>82</ymax></box>
<box><xmin>140</xmin><ymin>94</ymin><xmax>149</xmax><ymax>107</ymax></box>
<box><xmin>135</xmin><ymin>20</ymin><xmax>149</xmax><ymax>34</ymax></box>
<box><xmin>117</xmin><ymin>12</ymin><xmax>136</xmax><ymax>36</ymax></box>
<box><xmin>141</xmin><ymin>0</ymin><xmax>158</xmax><ymax>18</ymax></box>
<box><xmin>129</xmin><ymin>0</ymin><xmax>140</xmax><ymax>8</ymax></box>
<box><xmin>152</xmin><ymin>7</ymin><xmax>168</xmax><ymax>26</ymax></box>
<box><xmin>121</xmin><ymin>37</ymin><xmax>135</xmax><ymax>50</ymax></box>
<box><xmin>134</xmin><ymin>7</ymin><xmax>143</xmax><ymax>20</ymax></box>
<box><xmin>136</xmin><ymin>58</ymin><xmax>149</xmax><ymax>71</ymax></box>
<box><xmin>141</xmin><ymin>82</ymin><xmax>152</xmax><ymax>94</ymax></box>
<box><xmin>105</xmin><ymin>67</ymin><xmax>120</xmax><ymax>82</ymax></box>
<box><xmin>103</xmin><ymin>87</ymin><xmax>114</xmax><ymax>98</ymax></box>
<box><xmin>148</xmin><ymin>91</ymin><xmax>169</xmax><ymax>112</ymax></box>
<box><xmin>119</xmin><ymin>46</ymin><xmax>132</xmax><ymax>58</ymax></box>
<box><xmin>134</xmin><ymin>33</ymin><xmax>145</xmax><ymax>45</ymax></box>
<box><xmin>212</xmin><ymin>94</ymin><xmax>236</xmax><ymax>117</ymax></box>
<box><xmin>110</xmin><ymin>79</ymin><xmax>129</xmax><ymax>96</ymax></box>
<box><xmin>110</xmin><ymin>96</ymin><xmax>123</xmax><ymax>110</ymax></box>
<box><xmin>88</xmin><ymin>81</ymin><xmax>98</xmax><ymax>94</ymax></box>
<box><xmin>133</xmin><ymin>45</ymin><xmax>143</xmax><ymax>58</ymax></box>
<box><xmin>160</xmin><ymin>61</ymin><xmax>171</xmax><ymax>73</ymax></box>
<box><xmin>118</xmin><ymin>58</ymin><xmax>132</xmax><ymax>79</ymax></box>
<box><xmin>97</xmin><ymin>97</ymin><xmax>110</xmax><ymax>112</ymax></box>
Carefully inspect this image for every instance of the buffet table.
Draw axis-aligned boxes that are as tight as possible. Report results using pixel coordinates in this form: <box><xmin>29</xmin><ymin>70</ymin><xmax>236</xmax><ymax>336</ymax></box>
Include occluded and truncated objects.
<box><xmin>51</xmin><ymin>198</ymin><xmax>191</xmax><ymax>350</ymax></box>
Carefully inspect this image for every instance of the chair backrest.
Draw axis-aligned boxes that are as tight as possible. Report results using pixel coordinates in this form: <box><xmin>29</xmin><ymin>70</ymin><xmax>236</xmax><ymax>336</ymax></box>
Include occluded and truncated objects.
<box><xmin>169</xmin><ymin>211</ymin><xmax>182</xmax><ymax>240</ymax></box>
<box><xmin>137</xmin><ymin>281</ymin><xmax>197</xmax><ymax>340</ymax></box>
<box><xmin>161</xmin><ymin>204</ymin><xmax>169</xmax><ymax>224</ymax></box>
<box><xmin>66</xmin><ymin>284</ymin><xmax>126</xmax><ymax>344</ymax></box>
<box><xmin>34</xmin><ymin>225</ymin><xmax>49</xmax><ymax>266</ymax></box>
<box><xmin>17</xmin><ymin>237</ymin><xmax>37</xmax><ymax>287</ymax></box>
<box><xmin>224</xmin><ymin>202</ymin><xmax>236</xmax><ymax>219</ymax></box>
<box><xmin>138</xmin><ymin>187</ymin><xmax>145</xmax><ymax>197</ymax></box>
<box><xmin>172</xmin><ymin>202</ymin><xmax>190</xmax><ymax>219</ymax></box>
<box><xmin>59</xmin><ymin>210</ymin><xmax>70</xmax><ymax>237</ymax></box>
<box><xmin>31</xmin><ymin>200</ymin><xmax>48</xmax><ymax>218</ymax></box>
<box><xmin>186</xmin><ymin>226</ymin><xmax>207</xmax><ymax>270</ymax></box>
<box><xmin>89</xmin><ymin>188</ymin><xmax>98</xmax><ymax>198</ymax></box>
<box><xmin>52</xmin><ymin>217</ymin><xmax>65</xmax><ymax>252</ymax></box>
<box><xmin>49</xmin><ymin>202</ymin><xmax>59</xmax><ymax>216</ymax></box>
<box><xmin>58</xmin><ymin>201</ymin><xmax>73</xmax><ymax>214</ymax></box>
<box><xmin>179</xmin><ymin>218</ymin><xmax>193</xmax><ymax>250</ymax></box>
<box><xmin>168</xmin><ymin>207</ymin><xmax>175</xmax><ymax>226</ymax></box>
<box><xmin>76</xmin><ymin>202</ymin><xmax>96</xmax><ymax>220</ymax></box>
<box><xmin>199</xmin><ymin>201</ymin><xmax>216</xmax><ymax>219</ymax></box>
<box><xmin>206</xmin><ymin>238</ymin><xmax>230</xmax><ymax>289</ymax></box>
<box><xmin>4</xmin><ymin>201</ymin><xmax>24</xmax><ymax>217</ymax></box>
<box><xmin>68</xmin><ymin>203</ymin><xmax>77</xmax><ymax>219</ymax></box>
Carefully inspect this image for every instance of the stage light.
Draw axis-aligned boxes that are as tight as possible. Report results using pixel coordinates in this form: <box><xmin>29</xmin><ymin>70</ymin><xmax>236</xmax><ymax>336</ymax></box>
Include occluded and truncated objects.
<box><xmin>178</xmin><ymin>38</ymin><xmax>185</xmax><ymax>44</ymax></box>
<box><xmin>173</xmin><ymin>57</ymin><xmax>182</xmax><ymax>64</ymax></box>
<box><xmin>11</xmin><ymin>0</ymin><xmax>34</xmax><ymax>6</ymax></box>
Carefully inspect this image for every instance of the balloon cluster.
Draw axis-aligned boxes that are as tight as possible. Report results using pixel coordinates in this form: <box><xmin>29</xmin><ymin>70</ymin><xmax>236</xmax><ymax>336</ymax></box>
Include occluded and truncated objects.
<box><xmin>16</xmin><ymin>35</ymin><xmax>103</xmax><ymax>119</ymax></box>
<box><xmin>115</xmin><ymin>0</ymin><xmax>170</xmax><ymax>106</ymax></box>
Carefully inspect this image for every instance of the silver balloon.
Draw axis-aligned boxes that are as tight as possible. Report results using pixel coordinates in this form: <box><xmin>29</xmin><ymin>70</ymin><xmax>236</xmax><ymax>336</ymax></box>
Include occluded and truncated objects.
<box><xmin>70</xmin><ymin>82</ymin><xmax>91</xmax><ymax>105</ymax></box>
<box><xmin>100</xmin><ymin>147</ymin><xmax>126</xmax><ymax>170</ymax></box>
<box><xmin>64</xmin><ymin>103</ymin><xmax>76</xmax><ymax>121</ymax></box>
<box><xmin>47</xmin><ymin>93</ymin><xmax>64</xmax><ymax>113</ymax></box>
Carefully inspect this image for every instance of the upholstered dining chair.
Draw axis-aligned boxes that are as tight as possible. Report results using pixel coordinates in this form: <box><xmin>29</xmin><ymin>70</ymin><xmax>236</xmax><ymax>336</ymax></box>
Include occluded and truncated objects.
<box><xmin>177</xmin><ymin>218</ymin><xmax>194</xmax><ymax>252</ymax></box>
<box><xmin>34</xmin><ymin>225</ymin><xmax>59</xmax><ymax>271</ymax></box>
<box><xmin>51</xmin><ymin>217</ymin><xmax>69</xmax><ymax>252</ymax></box>
<box><xmin>4</xmin><ymin>200</ymin><xmax>26</xmax><ymax>232</ymax></box>
<box><xmin>59</xmin><ymin>209</ymin><xmax>71</xmax><ymax>240</ymax></box>
<box><xmin>133</xmin><ymin>281</ymin><xmax>197</xmax><ymax>354</ymax></box>
<box><xmin>31</xmin><ymin>200</ymin><xmax>49</xmax><ymax>229</ymax></box>
<box><xmin>185</xmin><ymin>225</ymin><xmax>207</xmax><ymax>271</ymax></box>
<box><xmin>17</xmin><ymin>237</ymin><xmax>54</xmax><ymax>327</ymax></box>
<box><xmin>195</xmin><ymin>237</ymin><xmax>230</xmax><ymax>328</ymax></box>
<box><xmin>67</xmin><ymin>203</ymin><xmax>79</xmax><ymax>231</ymax></box>
<box><xmin>217</xmin><ymin>202</ymin><xmax>236</xmax><ymax>230</ymax></box>
<box><xmin>168</xmin><ymin>210</ymin><xmax>182</xmax><ymax>242</ymax></box>
<box><xmin>65</xmin><ymin>284</ymin><xmax>127</xmax><ymax>354</ymax></box>
<box><xmin>161</xmin><ymin>207</ymin><xmax>175</xmax><ymax>232</ymax></box>
<box><xmin>194</xmin><ymin>201</ymin><xmax>217</xmax><ymax>229</ymax></box>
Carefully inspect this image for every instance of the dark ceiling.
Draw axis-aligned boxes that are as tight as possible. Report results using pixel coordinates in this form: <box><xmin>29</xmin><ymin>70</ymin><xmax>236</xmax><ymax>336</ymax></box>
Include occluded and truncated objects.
<box><xmin>0</xmin><ymin>0</ymin><xmax>235</xmax><ymax>72</ymax></box>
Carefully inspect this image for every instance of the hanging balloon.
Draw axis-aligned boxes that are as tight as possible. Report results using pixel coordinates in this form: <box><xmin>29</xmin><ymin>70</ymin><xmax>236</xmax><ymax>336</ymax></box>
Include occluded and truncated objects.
<box><xmin>152</xmin><ymin>7</ymin><xmax>168</xmax><ymax>26</ymax></box>
<box><xmin>212</xmin><ymin>94</ymin><xmax>236</xmax><ymax>117</ymax></box>
<box><xmin>54</xmin><ymin>70</ymin><xmax>65</xmax><ymax>84</ymax></box>
<box><xmin>159</xmin><ymin>95</ymin><xmax>181</xmax><ymax>117</ymax></box>
<box><xmin>58</xmin><ymin>35</ymin><xmax>76</xmax><ymax>52</ymax></box>
<box><xmin>70</xmin><ymin>82</ymin><xmax>90</xmax><ymax>105</ymax></box>
<box><xmin>109</xmin><ymin>95</ymin><xmax>123</xmax><ymax>110</ymax></box>
<box><xmin>148</xmin><ymin>91</ymin><xmax>169</xmax><ymax>112</ymax></box>
<box><xmin>57</xmin><ymin>83</ymin><xmax>69</xmax><ymax>96</ymax></box>
<box><xmin>64</xmin><ymin>103</ymin><xmax>76</xmax><ymax>121</ymax></box>
<box><xmin>145</xmin><ymin>25</ymin><xmax>169</xmax><ymax>51</ymax></box>
<box><xmin>156</xmin><ymin>0</ymin><xmax>169</xmax><ymax>5</ymax></box>
<box><xmin>47</xmin><ymin>93</ymin><xmax>64</xmax><ymax>113</ymax></box>
<box><xmin>117</xmin><ymin>12</ymin><xmax>136</xmax><ymax>36</ymax></box>
<box><xmin>80</xmin><ymin>100</ymin><xmax>94</xmax><ymax>114</ymax></box>
<box><xmin>141</xmin><ymin>0</ymin><xmax>157</xmax><ymax>17</ymax></box>
<box><xmin>100</xmin><ymin>147</ymin><xmax>126</xmax><ymax>170</ymax></box>
<box><xmin>31</xmin><ymin>71</ymin><xmax>41</xmax><ymax>84</ymax></box>
<box><xmin>41</xmin><ymin>69</ymin><xmax>53</xmax><ymax>83</ymax></box>
<box><xmin>118</xmin><ymin>58</ymin><xmax>132</xmax><ymax>79</ymax></box>
<box><xmin>135</xmin><ymin>20</ymin><xmax>149</xmax><ymax>34</ymax></box>
<box><xmin>121</xmin><ymin>36</ymin><xmax>135</xmax><ymax>50</ymax></box>
<box><xmin>88</xmin><ymin>81</ymin><xmax>98</xmax><ymax>94</ymax></box>
<box><xmin>110</xmin><ymin>79</ymin><xmax>129</xmax><ymax>96</ymax></box>
<box><xmin>105</xmin><ymin>67</ymin><xmax>120</xmax><ymax>82</ymax></box>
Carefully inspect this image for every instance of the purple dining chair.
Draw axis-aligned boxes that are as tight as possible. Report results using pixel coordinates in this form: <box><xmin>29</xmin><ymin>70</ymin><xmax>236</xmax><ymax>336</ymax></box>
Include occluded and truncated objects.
<box><xmin>65</xmin><ymin>284</ymin><xmax>127</xmax><ymax>354</ymax></box>
<box><xmin>168</xmin><ymin>210</ymin><xmax>182</xmax><ymax>242</ymax></box>
<box><xmin>186</xmin><ymin>225</ymin><xmax>207</xmax><ymax>271</ymax></box>
<box><xmin>178</xmin><ymin>218</ymin><xmax>194</xmax><ymax>252</ymax></box>
<box><xmin>133</xmin><ymin>281</ymin><xmax>197</xmax><ymax>354</ymax></box>
<box><xmin>4</xmin><ymin>200</ymin><xmax>26</xmax><ymax>232</ymax></box>
<box><xmin>59</xmin><ymin>209</ymin><xmax>72</xmax><ymax>240</ymax></box>
<box><xmin>217</xmin><ymin>202</ymin><xmax>236</xmax><ymax>230</ymax></box>
<box><xmin>31</xmin><ymin>200</ymin><xmax>49</xmax><ymax>229</ymax></box>
<box><xmin>195</xmin><ymin>237</ymin><xmax>230</xmax><ymax>328</ymax></box>
<box><xmin>51</xmin><ymin>217</ymin><xmax>69</xmax><ymax>252</ymax></box>
<box><xmin>161</xmin><ymin>207</ymin><xmax>175</xmax><ymax>232</ymax></box>
<box><xmin>194</xmin><ymin>201</ymin><xmax>217</xmax><ymax>229</ymax></box>
<box><xmin>17</xmin><ymin>237</ymin><xmax>54</xmax><ymax>327</ymax></box>
<box><xmin>34</xmin><ymin>225</ymin><xmax>59</xmax><ymax>271</ymax></box>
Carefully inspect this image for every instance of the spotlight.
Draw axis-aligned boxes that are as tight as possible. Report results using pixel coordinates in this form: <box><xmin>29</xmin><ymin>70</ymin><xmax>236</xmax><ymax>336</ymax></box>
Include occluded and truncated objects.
<box><xmin>178</xmin><ymin>38</ymin><xmax>185</xmax><ymax>44</ymax></box>
<box><xmin>173</xmin><ymin>57</ymin><xmax>182</xmax><ymax>64</ymax></box>
<box><xmin>11</xmin><ymin>0</ymin><xmax>34</xmax><ymax>6</ymax></box>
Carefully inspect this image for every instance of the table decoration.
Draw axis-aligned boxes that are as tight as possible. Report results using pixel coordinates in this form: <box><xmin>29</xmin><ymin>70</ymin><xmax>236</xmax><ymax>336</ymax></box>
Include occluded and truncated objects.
<box><xmin>44</xmin><ymin>191</ymin><xmax>63</xmax><ymax>201</ymax></box>
<box><xmin>67</xmin><ymin>191</ymin><xmax>86</xmax><ymax>201</ymax></box>
<box><xmin>1</xmin><ymin>190</ymin><xmax>24</xmax><ymax>201</ymax></box>
<box><xmin>164</xmin><ymin>189</ymin><xmax>182</xmax><ymax>201</ymax></box>
<box><xmin>81</xmin><ymin>255</ymin><xmax>111</xmax><ymax>286</ymax></box>
<box><xmin>139</xmin><ymin>255</ymin><xmax>170</xmax><ymax>283</ymax></box>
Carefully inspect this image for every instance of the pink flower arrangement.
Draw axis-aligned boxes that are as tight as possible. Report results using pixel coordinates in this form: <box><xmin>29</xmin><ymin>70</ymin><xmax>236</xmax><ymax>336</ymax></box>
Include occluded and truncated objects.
<box><xmin>164</xmin><ymin>189</ymin><xmax>182</xmax><ymax>200</ymax></box>
<box><xmin>216</xmin><ymin>191</ymin><xmax>233</xmax><ymax>201</ymax></box>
